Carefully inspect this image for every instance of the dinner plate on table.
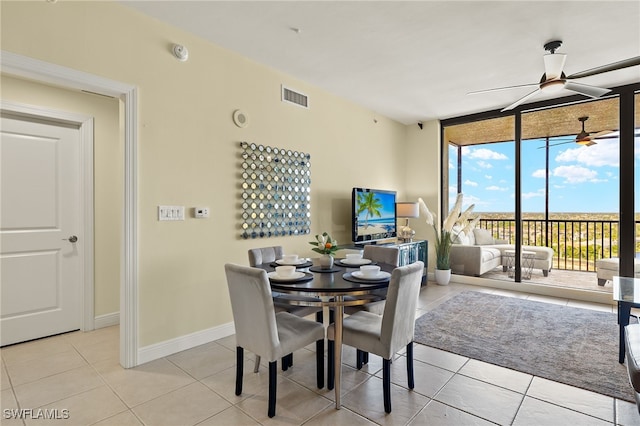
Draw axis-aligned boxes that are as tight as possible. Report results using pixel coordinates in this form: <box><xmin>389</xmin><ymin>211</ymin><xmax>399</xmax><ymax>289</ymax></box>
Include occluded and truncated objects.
<box><xmin>267</xmin><ymin>271</ymin><xmax>313</xmax><ymax>283</ymax></box>
<box><xmin>351</xmin><ymin>271</ymin><xmax>391</xmax><ymax>280</ymax></box>
<box><xmin>274</xmin><ymin>259</ymin><xmax>312</xmax><ymax>267</ymax></box>
<box><xmin>336</xmin><ymin>258</ymin><xmax>373</xmax><ymax>267</ymax></box>
<box><xmin>342</xmin><ymin>271</ymin><xmax>391</xmax><ymax>284</ymax></box>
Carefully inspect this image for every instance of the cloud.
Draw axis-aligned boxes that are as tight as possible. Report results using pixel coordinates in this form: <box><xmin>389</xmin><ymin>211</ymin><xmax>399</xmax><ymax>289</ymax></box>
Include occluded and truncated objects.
<box><xmin>486</xmin><ymin>185</ymin><xmax>507</xmax><ymax>191</ymax></box>
<box><xmin>484</xmin><ymin>175</ymin><xmax>492</xmax><ymax>180</ymax></box>
<box><xmin>555</xmin><ymin>140</ymin><xmax>619</xmax><ymax>167</ymax></box>
<box><xmin>522</xmin><ymin>189</ymin><xmax>545</xmax><ymax>199</ymax></box>
<box><xmin>477</xmin><ymin>161</ymin><xmax>493</xmax><ymax>169</ymax></box>
<box><xmin>464</xmin><ymin>179</ymin><xmax>478</xmax><ymax>187</ymax></box>
<box><xmin>552</xmin><ymin>165</ymin><xmax>597</xmax><ymax>183</ymax></box>
<box><xmin>467</xmin><ymin>148</ymin><xmax>508</xmax><ymax>160</ymax></box>
<box><xmin>532</xmin><ymin>169</ymin><xmax>546</xmax><ymax>178</ymax></box>
<box><xmin>462</xmin><ymin>192</ymin><xmax>480</xmax><ymax>210</ymax></box>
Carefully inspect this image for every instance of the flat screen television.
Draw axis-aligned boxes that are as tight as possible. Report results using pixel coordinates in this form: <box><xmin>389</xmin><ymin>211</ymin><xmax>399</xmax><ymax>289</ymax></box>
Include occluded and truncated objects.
<box><xmin>351</xmin><ymin>187</ymin><xmax>397</xmax><ymax>244</ymax></box>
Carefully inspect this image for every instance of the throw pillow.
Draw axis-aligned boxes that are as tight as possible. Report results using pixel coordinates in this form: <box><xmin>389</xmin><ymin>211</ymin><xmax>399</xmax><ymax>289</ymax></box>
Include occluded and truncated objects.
<box><xmin>473</xmin><ymin>228</ymin><xmax>495</xmax><ymax>245</ymax></box>
<box><xmin>467</xmin><ymin>228</ymin><xmax>476</xmax><ymax>245</ymax></box>
<box><xmin>452</xmin><ymin>230</ymin><xmax>466</xmax><ymax>244</ymax></box>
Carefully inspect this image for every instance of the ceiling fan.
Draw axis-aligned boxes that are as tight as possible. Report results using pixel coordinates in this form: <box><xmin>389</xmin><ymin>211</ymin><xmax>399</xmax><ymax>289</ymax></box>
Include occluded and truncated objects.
<box><xmin>469</xmin><ymin>40</ymin><xmax>640</xmax><ymax>112</ymax></box>
<box><xmin>549</xmin><ymin>117</ymin><xmax>615</xmax><ymax>146</ymax></box>
<box><xmin>538</xmin><ymin>116</ymin><xmax>615</xmax><ymax>149</ymax></box>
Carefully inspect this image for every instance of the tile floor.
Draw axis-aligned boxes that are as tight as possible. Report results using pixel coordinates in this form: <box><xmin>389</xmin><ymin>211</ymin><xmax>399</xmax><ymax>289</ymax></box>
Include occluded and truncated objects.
<box><xmin>2</xmin><ymin>282</ymin><xmax>640</xmax><ymax>425</ymax></box>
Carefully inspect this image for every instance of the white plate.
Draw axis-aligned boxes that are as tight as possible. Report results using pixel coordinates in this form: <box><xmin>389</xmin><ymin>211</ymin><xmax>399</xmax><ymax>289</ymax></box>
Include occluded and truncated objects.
<box><xmin>268</xmin><ymin>271</ymin><xmax>306</xmax><ymax>281</ymax></box>
<box><xmin>276</xmin><ymin>259</ymin><xmax>308</xmax><ymax>266</ymax></box>
<box><xmin>351</xmin><ymin>271</ymin><xmax>391</xmax><ymax>280</ymax></box>
<box><xmin>340</xmin><ymin>258</ymin><xmax>372</xmax><ymax>266</ymax></box>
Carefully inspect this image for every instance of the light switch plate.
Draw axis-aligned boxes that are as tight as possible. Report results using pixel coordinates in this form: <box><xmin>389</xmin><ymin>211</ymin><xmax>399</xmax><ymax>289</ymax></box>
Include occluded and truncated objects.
<box><xmin>158</xmin><ymin>205</ymin><xmax>185</xmax><ymax>221</ymax></box>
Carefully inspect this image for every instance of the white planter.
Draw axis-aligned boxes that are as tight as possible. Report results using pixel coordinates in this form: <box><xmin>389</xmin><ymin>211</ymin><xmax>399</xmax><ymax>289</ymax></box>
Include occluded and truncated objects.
<box><xmin>319</xmin><ymin>254</ymin><xmax>334</xmax><ymax>269</ymax></box>
<box><xmin>435</xmin><ymin>269</ymin><xmax>451</xmax><ymax>286</ymax></box>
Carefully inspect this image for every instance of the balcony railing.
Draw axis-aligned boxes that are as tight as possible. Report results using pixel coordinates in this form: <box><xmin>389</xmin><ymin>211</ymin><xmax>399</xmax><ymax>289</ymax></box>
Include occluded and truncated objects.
<box><xmin>478</xmin><ymin>218</ymin><xmax>640</xmax><ymax>272</ymax></box>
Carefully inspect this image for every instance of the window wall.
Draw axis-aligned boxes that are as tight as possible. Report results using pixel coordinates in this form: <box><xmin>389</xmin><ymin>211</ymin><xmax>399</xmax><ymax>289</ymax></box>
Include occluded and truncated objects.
<box><xmin>441</xmin><ymin>85</ymin><xmax>639</xmax><ymax>291</ymax></box>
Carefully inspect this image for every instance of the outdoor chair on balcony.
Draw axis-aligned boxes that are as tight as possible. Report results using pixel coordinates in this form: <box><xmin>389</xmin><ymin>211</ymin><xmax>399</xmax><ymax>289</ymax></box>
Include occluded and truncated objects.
<box><xmin>596</xmin><ymin>257</ymin><xmax>640</xmax><ymax>286</ymax></box>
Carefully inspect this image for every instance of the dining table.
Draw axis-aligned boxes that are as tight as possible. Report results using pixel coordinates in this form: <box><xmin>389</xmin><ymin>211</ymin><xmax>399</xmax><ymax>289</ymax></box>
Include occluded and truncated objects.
<box><xmin>255</xmin><ymin>257</ymin><xmax>395</xmax><ymax>409</ymax></box>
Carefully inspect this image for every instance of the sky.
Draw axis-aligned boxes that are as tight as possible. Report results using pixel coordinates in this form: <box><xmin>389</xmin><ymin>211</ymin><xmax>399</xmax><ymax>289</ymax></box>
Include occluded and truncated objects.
<box><xmin>449</xmin><ymin>135</ymin><xmax>640</xmax><ymax>214</ymax></box>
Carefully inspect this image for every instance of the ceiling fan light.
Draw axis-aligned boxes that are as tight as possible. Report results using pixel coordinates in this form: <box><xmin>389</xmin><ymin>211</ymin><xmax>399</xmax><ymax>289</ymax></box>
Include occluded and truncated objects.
<box><xmin>541</xmin><ymin>79</ymin><xmax>565</xmax><ymax>93</ymax></box>
<box><xmin>543</xmin><ymin>53</ymin><xmax>567</xmax><ymax>79</ymax></box>
<box><xmin>576</xmin><ymin>138</ymin><xmax>592</xmax><ymax>145</ymax></box>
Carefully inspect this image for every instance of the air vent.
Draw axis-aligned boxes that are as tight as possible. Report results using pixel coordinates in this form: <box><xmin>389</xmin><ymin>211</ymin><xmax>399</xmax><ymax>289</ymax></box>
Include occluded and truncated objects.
<box><xmin>281</xmin><ymin>86</ymin><xmax>309</xmax><ymax>109</ymax></box>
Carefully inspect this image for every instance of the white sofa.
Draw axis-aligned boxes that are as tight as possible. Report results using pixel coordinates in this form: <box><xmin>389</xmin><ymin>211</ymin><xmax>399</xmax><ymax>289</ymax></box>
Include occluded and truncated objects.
<box><xmin>449</xmin><ymin>228</ymin><xmax>554</xmax><ymax>277</ymax></box>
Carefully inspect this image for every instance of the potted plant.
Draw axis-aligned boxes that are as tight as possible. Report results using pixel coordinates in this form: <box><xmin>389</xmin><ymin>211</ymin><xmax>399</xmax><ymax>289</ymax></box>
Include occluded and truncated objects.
<box><xmin>309</xmin><ymin>232</ymin><xmax>339</xmax><ymax>269</ymax></box>
<box><xmin>418</xmin><ymin>194</ymin><xmax>478</xmax><ymax>285</ymax></box>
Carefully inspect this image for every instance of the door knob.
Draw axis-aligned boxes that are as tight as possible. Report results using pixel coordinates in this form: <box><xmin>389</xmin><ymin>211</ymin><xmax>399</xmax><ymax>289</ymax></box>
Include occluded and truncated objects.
<box><xmin>63</xmin><ymin>235</ymin><xmax>78</xmax><ymax>243</ymax></box>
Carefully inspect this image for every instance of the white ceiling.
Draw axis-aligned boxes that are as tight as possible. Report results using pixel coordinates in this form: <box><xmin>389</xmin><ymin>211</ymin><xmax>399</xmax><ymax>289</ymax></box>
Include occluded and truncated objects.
<box><xmin>123</xmin><ymin>1</ymin><xmax>640</xmax><ymax>125</ymax></box>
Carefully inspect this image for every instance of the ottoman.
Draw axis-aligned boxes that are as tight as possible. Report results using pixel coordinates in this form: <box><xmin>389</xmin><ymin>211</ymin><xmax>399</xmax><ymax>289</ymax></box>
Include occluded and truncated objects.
<box><xmin>499</xmin><ymin>245</ymin><xmax>554</xmax><ymax>277</ymax></box>
<box><xmin>596</xmin><ymin>257</ymin><xmax>640</xmax><ymax>286</ymax></box>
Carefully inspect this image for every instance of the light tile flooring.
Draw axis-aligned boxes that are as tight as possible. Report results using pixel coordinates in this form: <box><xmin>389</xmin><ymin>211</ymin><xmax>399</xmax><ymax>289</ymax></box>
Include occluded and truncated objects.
<box><xmin>2</xmin><ymin>282</ymin><xmax>640</xmax><ymax>425</ymax></box>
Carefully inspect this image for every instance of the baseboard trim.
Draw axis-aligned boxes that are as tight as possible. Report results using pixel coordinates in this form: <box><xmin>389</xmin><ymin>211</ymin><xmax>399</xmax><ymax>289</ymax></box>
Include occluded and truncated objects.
<box><xmin>447</xmin><ymin>273</ymin><xmax>612</xmax><ymax>305</ymax></box>
<box><xmin>137</xmin><ymin>322</ymin><xmax>236</xmax><ymax>365</ymax></box>
<box><xmin>94</xmin><ymin>312</ymin><xmax>120</xmax><ymax>329</ymax></box>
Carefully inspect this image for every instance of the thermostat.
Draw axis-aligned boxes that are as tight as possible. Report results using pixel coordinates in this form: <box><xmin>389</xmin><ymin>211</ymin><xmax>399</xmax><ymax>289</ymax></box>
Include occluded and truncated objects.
<box><xmin>195</xmin><ymin>207</ymin><xmax>210</xmax><ymax>218</ymax></box>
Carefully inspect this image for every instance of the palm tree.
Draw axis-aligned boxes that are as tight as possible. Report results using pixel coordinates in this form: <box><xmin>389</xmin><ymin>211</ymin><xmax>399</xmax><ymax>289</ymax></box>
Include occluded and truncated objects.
<box><xmin>357</xmin><ymin>192</ymin><xmax>383</xmax><ymax>229</ymax></box>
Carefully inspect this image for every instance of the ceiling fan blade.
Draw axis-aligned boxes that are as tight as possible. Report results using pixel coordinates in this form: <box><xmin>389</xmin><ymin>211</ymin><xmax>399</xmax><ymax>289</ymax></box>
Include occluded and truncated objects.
<box><xmin>467</xmin><ymin>83</ymin><xmax>539</xmax><ymax>95</ymax></box>
<box><xmin>501</xmin><ymin>89</ymin><xmax>541</xmax><ymax>112</ymax></box>
<box><xmin>585</xmin><ymin>130</ymin><xmax>640</xmax><ymax>140</ymax></box>
<box><xmin>543</xmin><ymin>53</ymin><xmax>566</xmax><ymax>79</ymax></box>
<box><xmin>566</xmin><ymin>56</ymin><xmax>640</xmax><ymax>79</ymax></box>
<box><xmin>537</xmin><ymin>140</ymin><xmax>575</xmax><ymax>149</ymax></box>
<box><xmin>564</xmin><ymin>81</ymin><xmax>611</xmax><ymax>98</ymax></box>
<box><xmin>590</xmin><ymin>129</ymin><xmax>616</xmax><ymax>139</ymax></box>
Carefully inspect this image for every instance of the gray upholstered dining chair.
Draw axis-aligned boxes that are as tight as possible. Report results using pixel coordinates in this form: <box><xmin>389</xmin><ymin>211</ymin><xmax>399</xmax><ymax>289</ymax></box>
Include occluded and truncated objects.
<box><xmin>327</xmin><ymin>261</ymin><xmax>424</xmax><ymax>413</ymax></box>
<box><xmin>247</xmin><ymin>246</ymin><xmax>283</xmax><ymax>268</ymax></box>
<box><xmin>345</xmin><ymin>245</ymin><xmax>400</xmax><ymax>315</ymax></box>
<box><xmin>345</xmin><ymin>245</ymin><xmax>400</xmax><ymax>368</ymax></box>
<box><xmin>248</xmin><ymin>246</ymin><xmax>324</xmax><ymax>373</ymax></box>
<box><xmin>224</xmin><ymin>263</ymin><xmax>325</xmax><ymax>418</ymax></box>
<box><xmin>362</xmin><ymin>245</ymin><xmax>400</xmax><ymax>267</ymax></box>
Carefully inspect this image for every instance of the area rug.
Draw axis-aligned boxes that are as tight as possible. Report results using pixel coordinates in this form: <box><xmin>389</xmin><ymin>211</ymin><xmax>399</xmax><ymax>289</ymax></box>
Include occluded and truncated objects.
<box><xmin>414</xmin><ymin>291</ymin><xmax>635</xmax><ymax>402</ymax></box>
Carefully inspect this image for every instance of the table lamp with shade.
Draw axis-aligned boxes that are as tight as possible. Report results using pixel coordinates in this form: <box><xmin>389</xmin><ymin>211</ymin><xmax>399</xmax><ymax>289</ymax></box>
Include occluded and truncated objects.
<box><xmin>396</xmin><ymin>202</ymin><xmax>419</xmax><ymax>242</ymax></box>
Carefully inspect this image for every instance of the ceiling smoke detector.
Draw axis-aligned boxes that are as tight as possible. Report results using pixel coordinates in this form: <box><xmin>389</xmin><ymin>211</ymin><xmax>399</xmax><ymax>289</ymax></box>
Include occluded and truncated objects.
<box><xmin>172</xmin><ymin>44</ymin><xmax>189</xmax><ymax>62</ymax></box>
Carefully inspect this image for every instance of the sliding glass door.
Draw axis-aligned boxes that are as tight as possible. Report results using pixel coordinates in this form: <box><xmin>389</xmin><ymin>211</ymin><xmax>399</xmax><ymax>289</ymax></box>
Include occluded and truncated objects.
<box><xmin>441</xmin><ymin>88</ymin><xmax>637</xmax><ymax>291</ymax></box>
<box><xmin>521</xmin><ymin>98</ymin><xmax>619</xmax><ymax>290</ymax></box>
<box><xmin>444</xmin><ymin>116</ymin><xmax>515</xmax><ymax>279</ymax></box>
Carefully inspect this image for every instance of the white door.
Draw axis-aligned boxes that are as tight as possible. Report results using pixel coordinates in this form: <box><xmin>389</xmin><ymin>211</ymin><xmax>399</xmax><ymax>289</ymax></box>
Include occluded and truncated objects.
<box><xmin>1</xmin><ymin>116</ymin><xmax>82</xmax><ymax>346</ymax></box>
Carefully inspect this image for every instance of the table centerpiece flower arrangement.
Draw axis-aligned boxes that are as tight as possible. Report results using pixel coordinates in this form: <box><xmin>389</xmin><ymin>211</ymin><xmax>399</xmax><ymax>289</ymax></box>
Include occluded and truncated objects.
<box><xmin>309</xmin><ymin>232</ymin><xmax>339</xmax><ymax>269</ymax></box>
<box><xmin>418</xmin><ymin>193</ymin><xmax>479</xmax><ymax>284</ymax></box>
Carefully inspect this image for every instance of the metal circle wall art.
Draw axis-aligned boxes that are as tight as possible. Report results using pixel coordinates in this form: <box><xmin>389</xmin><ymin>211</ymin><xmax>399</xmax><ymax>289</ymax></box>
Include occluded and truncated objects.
<box><xmin>238</xmin><ymin>142</ymin><xmax>311</xmax><ymax>239</ymax></box>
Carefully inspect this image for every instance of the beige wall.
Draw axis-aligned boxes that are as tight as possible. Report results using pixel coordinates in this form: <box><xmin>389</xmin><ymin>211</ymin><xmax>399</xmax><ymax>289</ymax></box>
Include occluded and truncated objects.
<box><xmin>0</xmin><ymin>75</ymin><xmax>122</xmax><ymax>318</ymax></box>
<box><xmin>1</xmin><ymin>1</ymin><xmax>440</xmax><ymax>348</ymax></box>
<box><xmin>404</xmin><ymin>120</ymin><xmax>442</xmax><ymax>271</ymax></box>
